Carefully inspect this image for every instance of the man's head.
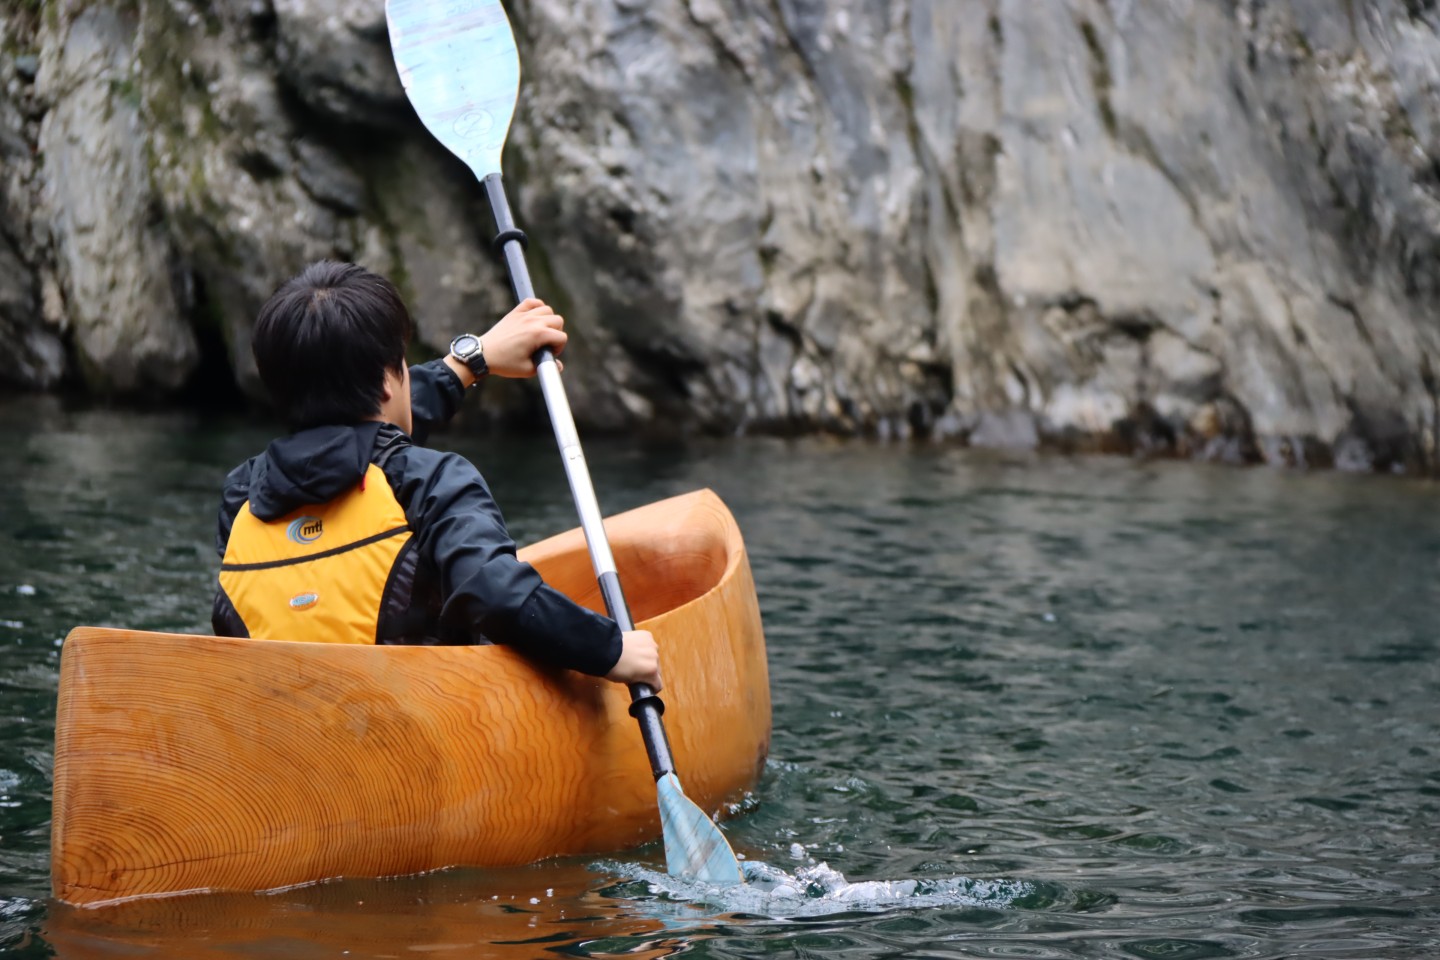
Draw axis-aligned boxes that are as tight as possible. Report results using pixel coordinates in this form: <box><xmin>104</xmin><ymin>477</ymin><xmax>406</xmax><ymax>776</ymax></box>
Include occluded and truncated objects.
<box><xmin>252</xmin><ymin>261</ymin><xmax>414</xmax><ymax>432</ymax></box>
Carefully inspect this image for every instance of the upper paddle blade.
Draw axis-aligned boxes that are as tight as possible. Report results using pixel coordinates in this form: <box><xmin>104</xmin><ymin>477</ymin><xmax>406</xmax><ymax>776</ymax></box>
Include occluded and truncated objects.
<box><xmin>385</xmin><ymin>0</ymin><xmax>519</xmax><ymax>180</ymax></box>
<box><xmin>656</xmin><ymin>772</ymin><xmax>744</xmax><ymax>886</ymax></box>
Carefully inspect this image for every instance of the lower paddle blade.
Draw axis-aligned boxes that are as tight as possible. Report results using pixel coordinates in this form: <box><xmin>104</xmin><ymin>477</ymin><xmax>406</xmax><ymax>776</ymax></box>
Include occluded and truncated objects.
<box><xmin>656</xmin><ymin>772</ymin><xmax>744</xmax><ymax>886</ymax></box>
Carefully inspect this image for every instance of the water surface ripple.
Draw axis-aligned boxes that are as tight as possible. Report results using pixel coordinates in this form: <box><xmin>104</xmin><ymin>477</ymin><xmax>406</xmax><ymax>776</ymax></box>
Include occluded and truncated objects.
<box><xmin>1</xmin><ymin>400</ymin><xmax>1437</xmax><ymax>958</ymax></box>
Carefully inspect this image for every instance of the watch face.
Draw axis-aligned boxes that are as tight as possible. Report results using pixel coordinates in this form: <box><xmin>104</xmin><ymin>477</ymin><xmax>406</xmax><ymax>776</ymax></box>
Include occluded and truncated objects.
<box><xmin>452</xmin><ymin>334</ymin><xmax>480</xmax><ymax>357</ymax></box>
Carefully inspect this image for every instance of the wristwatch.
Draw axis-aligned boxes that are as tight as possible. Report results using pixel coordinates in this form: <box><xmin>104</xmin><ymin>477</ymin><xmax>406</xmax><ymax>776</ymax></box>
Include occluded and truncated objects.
<box><xmin>449</xmin><ymin>333</ymin><xmax>488</xmax><ymax>379</ymax></box>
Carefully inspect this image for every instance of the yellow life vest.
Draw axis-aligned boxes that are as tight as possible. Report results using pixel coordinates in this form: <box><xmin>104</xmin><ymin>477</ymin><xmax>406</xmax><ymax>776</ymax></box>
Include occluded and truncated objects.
<box><xmin>218</xmin><ymin>463</ymin><xmax>413</xmax><ymax>643</ymax></box>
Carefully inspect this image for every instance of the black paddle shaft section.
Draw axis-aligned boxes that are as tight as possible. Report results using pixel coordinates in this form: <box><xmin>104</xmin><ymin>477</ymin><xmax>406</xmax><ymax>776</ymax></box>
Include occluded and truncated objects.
<box><xmin>482</xmin><ymin>173</ymin><xmax>676</xmax><ymax>781</ymax></box>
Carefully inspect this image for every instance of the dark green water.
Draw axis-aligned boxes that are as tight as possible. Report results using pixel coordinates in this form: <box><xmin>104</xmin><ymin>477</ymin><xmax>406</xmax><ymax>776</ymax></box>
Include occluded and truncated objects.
<box><xmin>1</xmin><ymin>397</ymin><xmax>1438</xmax><ymax>958</ymax></box>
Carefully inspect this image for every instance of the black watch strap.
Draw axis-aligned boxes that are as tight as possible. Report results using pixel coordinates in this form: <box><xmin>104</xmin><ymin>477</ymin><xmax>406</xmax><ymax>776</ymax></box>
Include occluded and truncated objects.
<box><xmin>449</xmin><ymin>334</ymin><xmax>488</xmax><ymax>378</ymax></box>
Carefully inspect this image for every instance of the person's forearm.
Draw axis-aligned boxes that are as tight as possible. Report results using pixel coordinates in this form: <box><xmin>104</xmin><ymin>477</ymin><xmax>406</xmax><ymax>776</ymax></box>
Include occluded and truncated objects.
<box><xmin>479</xmin><ymin>583</ymin><xmax>624</xmax><ymax>677</ymax></box>
<box><xmin>408</xmin><ymin>360</ymin><xmax>468</xmax><ymax>444</ymax></box>
<box><xmin>442</xmin><ymin>353</ymin><xmax>479</xmax><ymax>389</ymax></box>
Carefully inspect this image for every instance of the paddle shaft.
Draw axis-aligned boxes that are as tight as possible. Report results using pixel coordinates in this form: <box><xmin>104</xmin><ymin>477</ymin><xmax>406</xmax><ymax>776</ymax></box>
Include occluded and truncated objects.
<box><xmin>482</xmin><ymin>172</ymin><xmax>675</xmax><ymax>781</ymax></box>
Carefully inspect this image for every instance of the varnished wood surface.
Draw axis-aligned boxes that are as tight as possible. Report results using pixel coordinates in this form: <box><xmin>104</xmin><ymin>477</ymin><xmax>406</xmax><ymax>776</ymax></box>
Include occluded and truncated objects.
<box><xmin>51</xmin><ymin>489</ymin><xmax>770</xmax><ymax>907</ymax></box>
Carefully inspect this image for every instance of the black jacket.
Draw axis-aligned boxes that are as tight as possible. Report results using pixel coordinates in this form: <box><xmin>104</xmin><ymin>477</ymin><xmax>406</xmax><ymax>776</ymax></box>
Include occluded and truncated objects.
<box><xmin>212</xmin><ymin>360</ymin><xmax>623</xmax><ymax>677</ymax></box>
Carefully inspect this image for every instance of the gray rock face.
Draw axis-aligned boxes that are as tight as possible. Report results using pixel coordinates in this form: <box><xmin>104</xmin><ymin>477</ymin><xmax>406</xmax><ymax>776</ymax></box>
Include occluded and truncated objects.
<box><xmin>36</xmin><ymin>6</ymin><xmax>198</xmax><ymax>394</ymax></box>
<box><xmin>0</xmin><ymin>230</ymin><xmax>64</xmax><ymax>391</ymax></box>
<box><xmin>0</xmin><ymin>11</ymin><xmax>64</xmax><ymax>390</ymax></box>
<box><xmin>2</xmin><ymin>0</ymin><xmax>1440</xmax><ymax>470</ymax></box>
<box><xmin>517</xmin><ymin>0</ymin><xmax>1440</xmax><ymax>467</ymax></box>
<box><xmin>271</xmin><ymin>0</ymin><xmax>410</xmax><ymax>127</ymax></box>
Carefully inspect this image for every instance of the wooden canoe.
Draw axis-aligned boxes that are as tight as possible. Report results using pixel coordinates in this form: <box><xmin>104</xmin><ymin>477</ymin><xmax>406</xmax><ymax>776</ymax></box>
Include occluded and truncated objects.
<box><xmin>51</xmin><ymin>488</ymin><xmax>770</xmax><ymax>908</ymax></box>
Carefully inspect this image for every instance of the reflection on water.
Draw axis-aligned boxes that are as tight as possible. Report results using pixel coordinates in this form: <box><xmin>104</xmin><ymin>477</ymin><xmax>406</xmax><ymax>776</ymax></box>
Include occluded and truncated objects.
<box><xmin>39</xmin><ymin>858</ymin><xmax>1060</xmax><ymax>960</ymax></box>
<box><xmin>2</xmin><ymin>396</ymin><xmax>1440</xmax><ymax>958</ymax></box>
<box><xmin>43</xmin><ymin>866</ymin><xmax>672</xmax><ymax>960</ymax></box>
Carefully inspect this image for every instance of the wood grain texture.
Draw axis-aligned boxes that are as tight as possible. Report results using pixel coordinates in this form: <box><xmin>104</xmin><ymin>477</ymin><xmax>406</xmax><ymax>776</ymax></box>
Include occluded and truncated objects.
<box><xmin>51</xmin><ymin>489</ymin><xmax>770</xmax><ymax>907</ymax></box>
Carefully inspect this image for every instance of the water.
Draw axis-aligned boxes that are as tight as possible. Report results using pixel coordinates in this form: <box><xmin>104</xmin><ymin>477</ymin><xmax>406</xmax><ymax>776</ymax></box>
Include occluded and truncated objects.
<box><xmin>1</xmin><ymin>396</ymin><xmax>1438</xmax><ymax>958</ymax></box>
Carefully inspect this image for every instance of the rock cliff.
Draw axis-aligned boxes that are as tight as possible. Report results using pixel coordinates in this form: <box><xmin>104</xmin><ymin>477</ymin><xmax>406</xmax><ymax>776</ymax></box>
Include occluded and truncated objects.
<box><xmin>2</xmin><ymin>0</ymin><xmax>1439</xmax><ymax>469</ymax></box>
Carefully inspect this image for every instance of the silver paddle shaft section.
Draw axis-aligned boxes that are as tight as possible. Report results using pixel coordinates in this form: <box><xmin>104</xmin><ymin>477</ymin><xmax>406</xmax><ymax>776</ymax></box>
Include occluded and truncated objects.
<box><xmin>483</xmin><ymin>173</ymin><xmax>674</xmax><ymax>779</ymax></box>
<box><xmin>533</xmin><ymin>360</ymin><xmax>618</xmax><ymax>587</ymax></box>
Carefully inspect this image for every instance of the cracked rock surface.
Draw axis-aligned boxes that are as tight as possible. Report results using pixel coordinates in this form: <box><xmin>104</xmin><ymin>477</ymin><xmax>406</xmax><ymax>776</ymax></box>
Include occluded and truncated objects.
<box><xmin>2</xmin><ymin>1</ymin><xmax>1439</xmax><ymax>469</ymax></box>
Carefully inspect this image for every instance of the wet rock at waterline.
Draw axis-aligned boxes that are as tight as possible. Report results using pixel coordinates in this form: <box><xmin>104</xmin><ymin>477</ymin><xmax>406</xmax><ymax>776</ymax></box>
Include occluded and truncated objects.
<box><xmin>2</xmin><ymin>1</ymin><xmax>1440</xmax><ymax>468</ymax></box>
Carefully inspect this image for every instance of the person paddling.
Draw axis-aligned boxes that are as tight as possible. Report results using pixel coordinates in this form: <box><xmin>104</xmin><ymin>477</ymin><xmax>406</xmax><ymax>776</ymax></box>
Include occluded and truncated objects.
<box><xmin>212</xmin><ymin>260</ymin><xmax>661</xmax><ymax>690</ymax></box>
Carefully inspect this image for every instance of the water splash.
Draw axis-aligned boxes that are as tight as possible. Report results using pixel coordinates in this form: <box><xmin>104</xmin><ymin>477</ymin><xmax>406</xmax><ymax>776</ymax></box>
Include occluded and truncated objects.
<box><xmin>594</xmin><ymin>846</ymin><xmax>1051</xmax><ymax>921</ymax></box>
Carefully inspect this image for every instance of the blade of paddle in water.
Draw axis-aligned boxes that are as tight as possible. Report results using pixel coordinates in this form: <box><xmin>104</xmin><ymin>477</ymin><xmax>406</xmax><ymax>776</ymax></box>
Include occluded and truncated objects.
<box><xmin>658</xmin><ymin>773</ymin><xmax>745</xmax><ymax>885</ymax></box>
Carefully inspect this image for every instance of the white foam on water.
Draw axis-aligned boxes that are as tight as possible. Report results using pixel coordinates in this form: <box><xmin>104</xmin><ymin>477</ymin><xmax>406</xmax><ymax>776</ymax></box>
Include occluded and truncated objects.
<box><xmin>593</xmin><ymin>857</ymin><xmax>1038</xmax><ymax>920</ymax></box>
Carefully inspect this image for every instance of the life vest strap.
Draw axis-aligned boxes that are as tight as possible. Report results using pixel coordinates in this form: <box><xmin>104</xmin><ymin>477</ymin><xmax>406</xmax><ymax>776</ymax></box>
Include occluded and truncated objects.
<box><xmin>220</xmin><ymin>525</ymin><xmax>411</xmax><ymax>572</ymax></box>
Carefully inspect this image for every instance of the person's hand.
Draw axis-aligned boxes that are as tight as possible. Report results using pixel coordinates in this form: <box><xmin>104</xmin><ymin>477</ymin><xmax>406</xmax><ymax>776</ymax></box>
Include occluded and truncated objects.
<box><xmin>605</xmin><ymin>630</ymin><xmax>662</xmax><ymax>691</ymax></box>
<box><xmin>480</xmin><ymin>298</ymin><xmax>567</xmax><ymax>378</ymax></box>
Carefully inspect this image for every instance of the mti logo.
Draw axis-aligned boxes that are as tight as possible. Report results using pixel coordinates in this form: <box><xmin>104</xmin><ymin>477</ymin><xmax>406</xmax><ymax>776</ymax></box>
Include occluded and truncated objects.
<box><xmin>287</xmin><ymin>516</ymin><xmax>323</xmax><ymax>544</ymax></box>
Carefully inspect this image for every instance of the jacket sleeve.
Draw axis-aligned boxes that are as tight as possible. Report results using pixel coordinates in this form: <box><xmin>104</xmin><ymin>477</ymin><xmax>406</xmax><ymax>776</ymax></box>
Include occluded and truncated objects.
<box><xmin>215</xmin><ymin>458</ymin><xmax>255</xmax><ymax>558</ymax></box>
<box><xmin>400</xmin><ymin>448</ymin><xmax>623</xmax><ymax>676</ymax></box>
<box><xmin>408</xmin><ymin>359</ymin><xmax>467</xmax><ymax>447</ymax></box>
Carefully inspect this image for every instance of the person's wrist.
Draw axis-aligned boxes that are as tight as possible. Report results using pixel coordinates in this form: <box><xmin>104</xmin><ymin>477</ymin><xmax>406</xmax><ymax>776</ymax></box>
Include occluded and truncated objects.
<box><xmin>600</xmin><ymin>624</ymin><xmax>624</xmax><ymax>678</ymax></box>
<box><xmin>448</xmin><ymin>333</ymin><xmax>488</xmax><ymax>385</ymax></box>
<box><xmin>442</xmin><ymin>354</ymin><xmax>477</xmax><ymax>388</ymax></box>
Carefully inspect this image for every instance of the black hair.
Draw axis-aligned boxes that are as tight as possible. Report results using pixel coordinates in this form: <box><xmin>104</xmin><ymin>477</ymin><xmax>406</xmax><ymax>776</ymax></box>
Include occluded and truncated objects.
<box><xmin>252</xmin><ymin>261</ymin><xmax>414</xmax><ymax>430</ymax></box>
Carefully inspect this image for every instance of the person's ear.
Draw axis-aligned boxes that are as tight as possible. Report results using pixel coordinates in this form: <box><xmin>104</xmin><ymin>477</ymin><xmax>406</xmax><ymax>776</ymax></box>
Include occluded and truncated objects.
<box><xmin>378</xmin><ymin>369</ymin><xmax>397</xmax><ymax>404</ymax></box>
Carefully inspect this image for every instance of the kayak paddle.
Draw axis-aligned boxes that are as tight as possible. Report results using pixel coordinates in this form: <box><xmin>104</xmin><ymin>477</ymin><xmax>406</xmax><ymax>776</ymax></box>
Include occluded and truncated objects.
<box><xmin>384</xmin><ymin>0</ymin><xmax>744</xmax><ymax>886</ymax></box>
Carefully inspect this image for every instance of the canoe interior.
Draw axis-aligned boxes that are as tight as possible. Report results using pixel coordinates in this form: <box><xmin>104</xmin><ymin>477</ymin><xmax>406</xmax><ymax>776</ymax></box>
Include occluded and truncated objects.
<box><xmin>51</xmin><ymin>488</ymin><xmax>770</xmax><ymax>907</ymax></box>
<box><xmin>522</xmin><ymin>494</ymin><xmax>729</xmax><ymax>624</ymax></box>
